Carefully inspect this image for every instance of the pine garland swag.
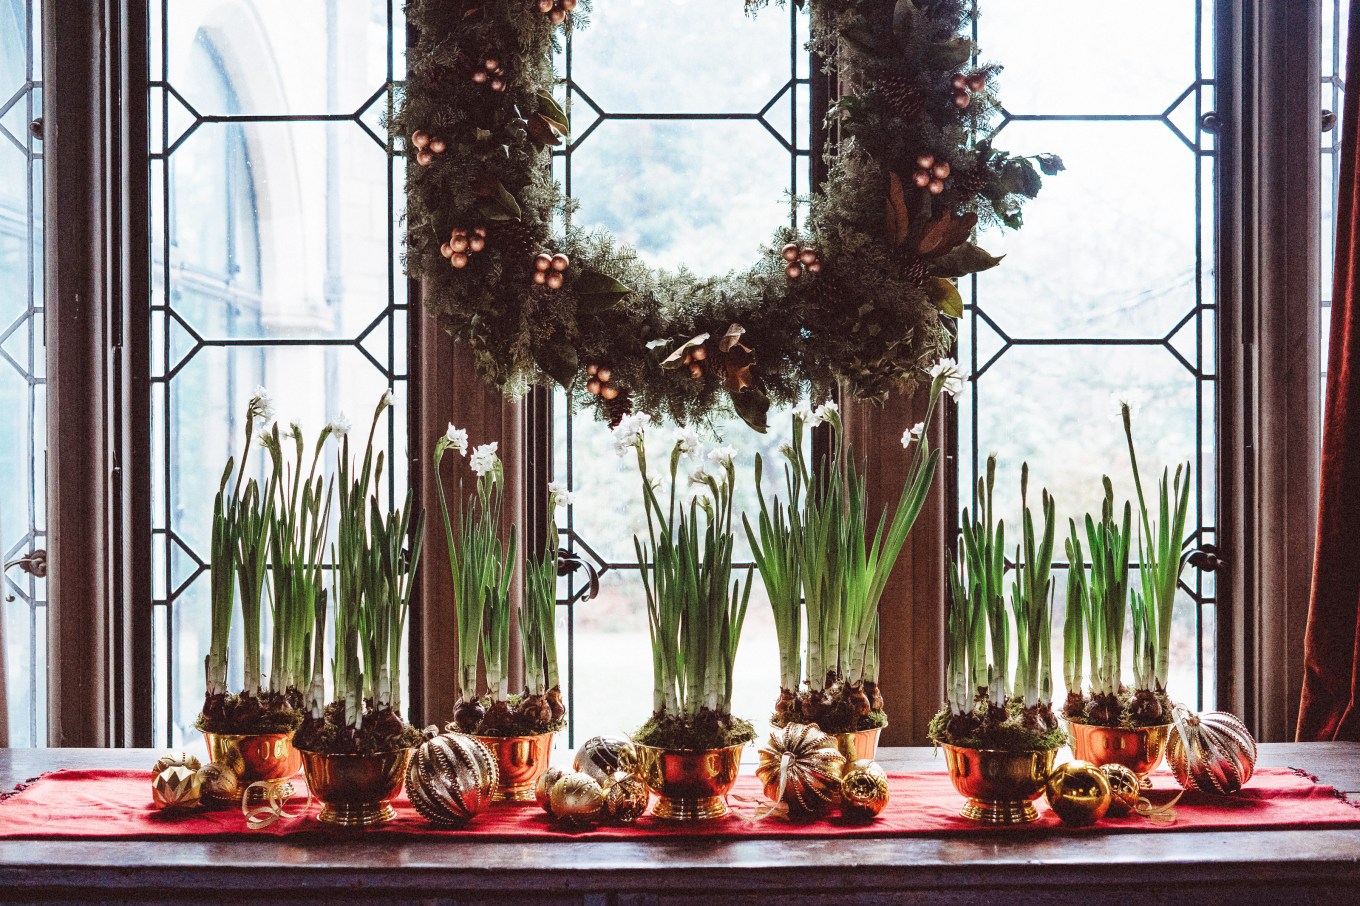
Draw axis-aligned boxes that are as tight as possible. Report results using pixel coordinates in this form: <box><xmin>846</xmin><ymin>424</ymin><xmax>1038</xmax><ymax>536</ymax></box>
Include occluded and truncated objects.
<box><xmin>394</xmin><ymin>0</ymin><xmax>1061</xmax><ymax>431</ymax></box>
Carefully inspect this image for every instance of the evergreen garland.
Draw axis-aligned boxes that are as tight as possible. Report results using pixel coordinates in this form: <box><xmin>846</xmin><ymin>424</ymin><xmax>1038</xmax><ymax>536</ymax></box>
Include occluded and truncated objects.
<box><xmin>394</xmin><ymin>0</ymin><xmax>1060</xmax><ymax>430</ymax></box>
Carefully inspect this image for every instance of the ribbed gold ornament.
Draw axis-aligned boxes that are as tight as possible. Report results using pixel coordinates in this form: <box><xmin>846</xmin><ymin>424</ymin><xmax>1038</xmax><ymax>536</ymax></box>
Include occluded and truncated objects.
<box><xmin>840</xmin><ymin>759</ymin><xmax>889</xmax><ymax>819</ymax></box>
<box><xmin>535</xmin><ymin>765</ymin><xmax>568</xmax><ymax>815</ymax></box>
<box><xmin>1099</xmin><ymin>763</ymin><xmax>1141</xmax><ymax>817</ymax></box>
<box><xmin>602</xmin><ymin>770</ymin><xmax>648</xmax><ymax>824</ymax></box>
<box><xmin>405</xmin><ymin>732</ymin><xmax>498</xmax><ymax>826</ymax></box>
<box><xmin>151</xmin><ymin>751</ymin><xmax>202</xmax><ymax>776</ymax></box>
<box><xmin>573</xmin><ymin>735</ymin><xmax>639</xmax><ymax>785</ymax></box>
<box><xmin>756</xmin><ymin>722</ymin><xmax>846</xmax><ymax>815</ymax></box>
<box><xmin>151</xmin><ymin>765</ymin><xmax>202</xmax><ymax>810</ymax></box>
<box><xmin>1167</xmin><ymin>709</ymin><xmax>1257</xmax><ymax>795</ymax></box>
<box><xmin>548</xmin><ymin>771</ymin><xmax>605</xmax><ymax>826</ymax></box>
<box><xmin>196</xmin><ymin>762</ymin><xmax>240</xmax><ymax>801</ymax></box>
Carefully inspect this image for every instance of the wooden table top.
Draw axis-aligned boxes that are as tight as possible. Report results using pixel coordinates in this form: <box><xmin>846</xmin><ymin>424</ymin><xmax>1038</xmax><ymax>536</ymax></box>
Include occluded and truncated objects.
<box><xmin>1</xmin><ymin>743</ymin><xmax>1358</xmax><ymax>905</ymax></box>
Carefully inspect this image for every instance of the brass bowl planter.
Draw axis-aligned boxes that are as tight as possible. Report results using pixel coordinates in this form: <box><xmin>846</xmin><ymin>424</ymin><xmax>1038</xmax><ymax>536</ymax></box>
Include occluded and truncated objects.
<box><xmin>941</xmin><ymin>743</ymin><xmax>1057</xmax><ymax>825</ymax></box>
<box><xmin>298</xmin><ymin>747</ymin><xmax>412</xmax><ymax>827</ymax></box>
<box><xmin>635</xmin><ymin>743</ymin><xmax>744</xmax><ymax>821</ymax></box>
<box><xmin>202</xmin><ymin>731</ymin><xmax>302</xmax><ymax>802</ymax></box>
<box><xmin>474</xmin><ymin>731</ymin><xmax>555</xmax><ymax>802</ymax></box>
<box><xmin>1065</xmin><ymin>720</ymin><xmax>1172</xmax><ymax>787</ymax></box>
<box><xmin>832</xmin><ymin>724</ymin><xmax>885</xmax><ymax>763</ymax></box>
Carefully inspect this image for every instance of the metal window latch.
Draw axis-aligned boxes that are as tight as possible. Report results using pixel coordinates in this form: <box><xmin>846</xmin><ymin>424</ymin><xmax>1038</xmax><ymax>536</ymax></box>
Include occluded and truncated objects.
<box><xmin>1182</xmin><ymin>544</ymin><xmax>1224</xmax><ymax>574</ymax></box>
<box><xmin>1200</xmin><ymin>111</ymin><xmax>1225</xmax><ymax>134</ymax></box>
<box><xmin>1322</xmin><ymin>109</ymin><xmax>1338</xmax><ymax>133</ymax></box>
<box><xmin>3</xmin><ymin>549</ymin><xmax>46</xmax><ymax>602</ymax></box>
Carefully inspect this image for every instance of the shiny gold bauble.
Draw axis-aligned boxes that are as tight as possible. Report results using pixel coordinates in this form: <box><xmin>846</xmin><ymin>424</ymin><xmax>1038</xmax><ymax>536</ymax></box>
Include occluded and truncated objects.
<box><xmin>603</xmin><ymin>770</ymin><xmax>649</xmax><ymax>824</ymax></box>
<box><xmin>151</xmin><ymin>751</ymin><xmax>201</xmax><ymax>776</ymax></box>
<box><xmin>550</xmin><ymin>253</ymin><xmax>570</xmax><ymax>272</ymax></box>
<box><xmin>1044</xmin><ymin>759</ymin><xmax>1112</xmax><ymax>827</ymax></box>
<box><xmin>574</xmin><ymin>735</ymin><xmax>639</xmax><ymax>786</ymax></box>
<box><xmin>785</xmin><ymin>262</ymin><xmax>803</xmax><ymax>279</ymax></box>
<box><xmin>601</xmin><ymin>385</ymin><xmax>620</xmax><ymax>400</ymax></box>
<box><xmin>546</xmin><ymin>271</ymin><xmax>564</xmax><ymax>289</ymax></box>
<box><xmin>152</xmin><ymin>765</ymin><xmax>202</xmax><ymax>810</ymax></box>
<box><xmin>196</xmin><ymin>762</ymin><xmax>240</xmax><ymax>801</ymax></box>
<box><xmin>756</xmin><ymin>722</ymin><xmax>846</xmax><ymax>815</ymax></box>
<box><xmin>781</xmin><ymin>242</ymin><xmax>801</xmax><ymax>261</ymax></box>
<box><xmin>1100</xmin><ymin>763</ymin><xmax>1142</xmax><ymax>817</ymax></box>
<box><xmin>535</xmin><ymin>765</ymin><xmax>568</xmax><ymax>815</ymax></box>
<box><xmin>1167</xmin><ymin>709</ymin><xmax>1257</xmax><ymax>795</ymax></box>
<box><xmin>549</xmin><ymin>771</ymin><xmax>605</xmax><ymax>827</ymax></box>
<box><xmin>405</xmin><ymin>732</ymin><xmax>498</xmax><ymax>827</ymax></box>
<box><xmin>840</xmin><ymin>759</ymin><xmax>889</xmax><ymax>820</ymax></box>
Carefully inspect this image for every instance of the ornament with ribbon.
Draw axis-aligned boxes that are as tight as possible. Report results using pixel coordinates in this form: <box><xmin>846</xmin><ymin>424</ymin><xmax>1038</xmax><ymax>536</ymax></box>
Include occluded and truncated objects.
<box><xmin>749</xmin><ymin>723</ymin><xmax>846</xmax><ymax>819</ymax></box>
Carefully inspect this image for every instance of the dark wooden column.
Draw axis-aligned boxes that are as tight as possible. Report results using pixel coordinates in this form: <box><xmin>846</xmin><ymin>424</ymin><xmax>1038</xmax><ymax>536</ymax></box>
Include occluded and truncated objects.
<box><xmin>409</xmin><ymin>301</ymin><xmax>522</xmax><ymax>728</ymax></box>
<box><xmin>840</xmin><ymin>385</ymin><xmax>948</xmax><ymax>746</ymax></box>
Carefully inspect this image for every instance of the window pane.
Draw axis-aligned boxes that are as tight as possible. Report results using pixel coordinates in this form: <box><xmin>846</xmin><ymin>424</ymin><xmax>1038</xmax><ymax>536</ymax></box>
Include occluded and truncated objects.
<box><xmin>1322</xmin><ymin>0</ymin><xmax>1347</xmax><ymax>409</ymax></box>
<box><xmin>151</xmin><ymin>0</ymin><xmax>405</xmax><ymax>747</ymax></box>
<box><xmin>0</xmin><ymin>0</ymin><xmax>45</xmax><ymax>748</ymax></box>
<box><xmin>966</xmin><ymin>1</ymin><xmax>1217</xmax><ymax>709</ymax></box>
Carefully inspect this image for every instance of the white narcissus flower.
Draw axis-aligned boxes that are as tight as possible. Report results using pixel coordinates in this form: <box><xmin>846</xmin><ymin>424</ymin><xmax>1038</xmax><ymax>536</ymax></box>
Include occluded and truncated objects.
<box><xmin>792</xmin><ymin>401</ymin><xmax>813</xmax><ymax>422</ymax></box>
<box><xmin>688</xmin><ymin>466</ymin><xmax>713</xmax><ymax>487</ymax></box>
<box><xmin>328</xmin><ymin>413</ymin><xmax>352</xmax><ymax>437</ymax></box>
<box><xmin>809</xmin><ymin>400</ymin><xmax>838</xmax><ymax>427</ymax></box>
<box><xmin>706</xmin><ymin>445</ymin><xmax>737</xmax><ymax>468</ymax></box>
<box><xmin>673</xmin><ymin>425</ymin><xmax>703</xmax><ymax>459</ymax></box>
<box><xmin>380</xmin><ymin>388</ymin><xmax>396</xmax><ymax>409</ymax></box>
<box><xmin>1110</xmin><ymin>389</ymin><xmax>1145</xmax><ymax>423</ymax></box>
<box><xmin>548</xmin><ymin>479</ymin><xmax>576</xmax><ymax>508</ymax></box>
<box><xmin>444</xmin><ymin>423</ymin><xmax>469</xmax><ymax>456</ymax></box>
<box><xmin>248</xmin><ymin>385</ymin><xmax>276</xmax><ymax>425</ymax></box>
<box><xmin>777</xmin><ymin>440</ymin><xmax>795</xmax><ymax>457</ymax></box>
<box><xmin>469</xmin><ymin>441</ymin><xmax>499</xmax><ymax>477</ymax></box>
<box><xmin>929</xmin><ymin>358</ymin><xmax>965</xmax><ymax>398</ymax></box>
<box><xmin>902</xmin><ymin>421</ymin><xmax>925</xmax><ymax>449</ymax></box>
<box><xmin>611</xmin><ymin>412</ymin><xmax>651</xmax><ymax>458</ymax></box>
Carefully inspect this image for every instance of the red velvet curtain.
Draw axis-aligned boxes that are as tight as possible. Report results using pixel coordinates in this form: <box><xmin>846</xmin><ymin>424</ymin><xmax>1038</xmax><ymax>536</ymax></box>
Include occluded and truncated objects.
<box><xmin>1298</xmin><ymin>0</ymin><xmax>1360</xmax><ymax>742</ymax></box>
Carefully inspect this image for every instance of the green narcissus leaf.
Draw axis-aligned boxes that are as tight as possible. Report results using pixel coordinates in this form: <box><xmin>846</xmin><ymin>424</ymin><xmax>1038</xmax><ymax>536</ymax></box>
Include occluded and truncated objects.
<box><xmin>661</xmin><ymin>333</ymin><xmax>710</xmax><ymax>367</ymax></box>
<box><xmin>536</xmin><ymin>92</ymin><xmax>570</xmax><ymax>134</ymax></box>
<box><xmin>535</xmin><ymin>341</ymin><xmax>579</xmax><ymax>389</ymax></box>
<box><xmin>925</xmin><ymin>278</ymin><xmax>963</xmax><ymax>319</ymax></box>
<box><xmin>731</xmin><ymin>387</ymin><xmax>770</xmax><ymax>434</ymax></box>
<box><xmin>1036</xmin><ymin>153</ymin><xmax>1066</xmax><ymax>176</ymax></box>
<box><xmin>476</xmin><ymin>182</ymin><xmax>521</xmax><ymax>221</ymax></box>
<box><xmin>930</xmin><ymin>242</ymin><xmax>1004</xmax><ymax>278</ymax></box>
<box><xmin>924</xmin><ymin>38</ymin><xmax>974</xmax><ymax>71</ymax></box>
<box><xmin>573</xmin><ymin>269</ymin><xmax>632</xmax><ymax>304</ymax></box>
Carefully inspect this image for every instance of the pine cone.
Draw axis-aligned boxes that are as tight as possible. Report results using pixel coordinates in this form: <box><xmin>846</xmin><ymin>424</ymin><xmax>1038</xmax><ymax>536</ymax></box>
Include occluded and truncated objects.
<box><xmin>902</xmin><ymin>258</ymin><xmax>927</xmax><ymax>286</ymax></box>
<box><xmin>953</xmin><ymin>166</ymin><xmax>991</xmax><ymax>197</ymax></box>
<box><xmin>878</xmin><ymin>76</ymin><xmax>924</xmax><ymax>121</ymax></box>
<box><xmin>490</xmin><ymin>220</ymin><xmax>535</xmax><ymax>265</ymax></box>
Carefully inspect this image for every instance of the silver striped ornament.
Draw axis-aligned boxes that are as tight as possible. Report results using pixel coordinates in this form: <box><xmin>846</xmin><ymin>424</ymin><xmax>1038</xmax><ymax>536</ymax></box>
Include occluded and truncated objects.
<box><xmin>406</xmin><ymin>732</ymin><xmax>498</xmax><ymax>826</ymax></box>
<box><xmin>1168</xmin><ymin>709</ymin><xmax>1257</xmax><ymax>795</ymax></box>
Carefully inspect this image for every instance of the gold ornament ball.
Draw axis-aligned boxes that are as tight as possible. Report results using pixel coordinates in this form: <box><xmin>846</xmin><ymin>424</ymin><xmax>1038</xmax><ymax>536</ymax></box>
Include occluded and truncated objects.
<box><xmin>912</xmin><ymin>170</ymin><xmax>932</xmax><ymax>188</ymax></box>
<box><xmin>785</xmin><ymin>262</ymin><xmax>803</xmax><ymax>279</ymax></box>
<box><xmin>406</xmin><ymin>732</ymin><xmax>498</xmax><ymax>827</ymax></box>
<box><xmin>562</xmin><ymin>0</ymin><xmax>578</xmax><ymax>9</ymax></box>
<box><xmin>916</xmin><ymin>154</ymin><xmax>935</xmax><ymax>170</ymax></box>
<box><xmin>601</xmin><ymin>385</ymin><xmax>620</xmax><ymax>400</ymax></box>
<box><xmin>440</xmin><ymin>242</ymin><xmax>453</xmax><ymax>258</ymax></box>
<box><xmin>549</xmin><ymin>771</ymin><xmax>606</xmax><ymax>827</ymax></box>
<box><xmin>928</xmin><ymin>180</ymin><xmax>945</xmax><ymax>195</ymax></box>
<box><xmin>799</xmin><ymin>247</ymin><xmax>818</xmax><ymax>265</ymax></box>
<box><xmin>550</xmin><ymin>7</ymin><xmax>566</xmax><ymax>24</ymax></box>
<box><xmin>416</xmin><ymin>149</ymin><xmax>433</xmax><ymax>167</ymax></box>
<box><xmin>574</xmin><ymin>735</ymin><xmax>639</xmax><ymax>785</ymax></box>
<box><xmin>807</xmin><ymin>261</ymin><xmax>822</xmax><ymax>274</ymax></box>
<box><xmin>781</xmin><ymin>242</ymin><xmax>801</xmax><ymax>262</ymax></box>
<box><xmin>952</xmin><ymin>91</ymin><xmax>971</xmax><ymax>109</ymax></box>
<box><xmin>932</xmin><ymin>162</ymin><xmax>951</xmax><ymax>179</ymax></box>
<box><xmin>1044</xmin><ymin>760</ymin><xmax>1112</xmax><ymax>827</ymax></box>
<box><xmin>152</xmin><ymin>765</ymin><xmax>202</xmax><ymax>811</ymax></box>
<box><xmin>840</xmin><ymin>759</ymin><xmax>890</xmax><ymax>820</ymax></box>
<box><xmin>151</xmin><ymin>751</ymin><xmax>201</xmax><ymax>776</ymax></box>
<box><xmin>689</xmin><ymin>346</ymin><xmax>706</xmax><ymax>362</ymax></box>
<box><xmin>428</xmin><ymin>139</ymin><xmax>446</xmax><ymax>154</ymax></box>
<box><xmin>550</xmin><ymin>253</ymin><xmax>570</xmax><ymax>272</ymax></box>
<box><xmin>546</xmin><ymin>271</ymin><xmax>564</xmax><ymax>289</ymax></box>
<box><xmin>538</xmin><ymin>0</ymin><xmax>554</xmax><ymax>11</ymax></box>
<box><xmin>756</xmin><ymin>723</ymin><xmax>847</xmax><ymax>816</ymax></box>
<box><xmin>688</xmin><ymin>363</ymin><xmax>704</xmax><ymax>379</ymax></box>
<box><xmin>196</xmin><ymin>762</ymin><xmax>240</xmax><ymax>801</ymax></box>
<box><xmin>533</xmin><ymin>271</ymin><xmax>548</xmax><ymax>285</ymax></box>
<box><xmin>474</xmin><ymin>226</ymin><xmax>487</xmax><ymax>237</ymax></box>
<box><xmin>469</xmin><ymin>236</ymin><xmax>486</xmax><ymax>253</ymax></box>
<box><xmin>603</xmin><ymin>771</ymin><xmax>649</xmax><ymax>824</ymax></box>
<box><xmin>951</xmin><ymin>72</ymin><xmax>968</xmax><ymax>90</ymax></box>
<box><xmin>1100</xmin><ymin>763</ymin><xmax>1141</xmax><ymax>817</ymax></box>
<box><xmin>450</xmin><ymin>235</ymin><xmax>469</xmax><ymax>254</ymax></box>
<box><xmin>535</xmin><ymin>254</ymin><xmax>553</xmax><ymax>272</ymax></box>
<box><xmin>490</xmin><ymin>79</ymin><xmax>505</xmax><ymax>92</ymax></box>
<box><xmin>596</xmin><ymin>367</ymin><xmax>613</xmax><ymax>383</ymax></box>
<box><xmin>586</xmin><ymin>377</ymin><xmax>602</xmax><ymax>395</ymax></box>
<box><xmin>451</xmin><ymin>252</ymin><xmax>470</xmax><ymax>269</ymax></box>
<box><xmin>472</xmin><ymin>70</ymin><xmax>488</xmax><ymax>84</ymax></box>
<box><xmin>535</xmin><ymin>765</ymin><xmax>568</xmax><ymax>816</ymax></box>
<box><xmin>587</xmin><ymin>363</ymin><xmax>599</xmax><ymax>376</ymax></box>
<box><xmin>967</xmin><ymin>72</ymin><xmax>987</xmax><ymax>92</ymax></box>
<box><xmin>411</xmin><ymin>130</ymin><xmax>429</xmax><ymax>149</ymax></box>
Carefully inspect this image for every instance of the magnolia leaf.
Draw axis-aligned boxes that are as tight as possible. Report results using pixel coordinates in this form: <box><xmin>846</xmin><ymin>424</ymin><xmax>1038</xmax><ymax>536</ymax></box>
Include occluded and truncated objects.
<box><xmin>661</xmin><ymin>333</ymin><xmax>710</xmax><ymax>367</ymax></box>
<box><xmin>917</xmin><ymin>210</ymin><xmax>978</xmax><ymax>257</ymax></box>
<box><xmin>731</xmin><ymin>387</ymin><xmax>770</xmax><ymax>434</ymax></box>
<box><xmin>930</xmin><ymin>242</ymin><xmax>1004</xmax><ymax>278</ymax></box>
<box><xmin>475</xmin><ymin>182</ymin><xmax>522</xmax><ymax>221</ymax></box>
<box><xmin>886</xmin><ymin>171</ymin><xmax>910</xmax><ymax>247</ymax></box>
<box><xmin>1036</xmin><ymin>153</ymin><xmax>1066</xmax><ymax>176</ymax></box>
<box><xmin>926</xmin><ymin>278</ymin><xmax>963</xmax><ymax>319</ymax></box>
<box><xmin>535</xmin><ymin>342</ymin><xmax>579</xmax><ymax>389</ymax></box>
<box><xmin>573</xmin><ymin>269</ymin><xmax>633</xmax><ymax>303</ymax></box>
<box><xmin>1000</xmin><ymin>157</ymin><xmax>1043</xmax><ymax>198</ymax></box>
<box><xmin>838</xmin><ymin>23</ymin><xmax>881</xmax><ymax>56</ymax></box>
<box><xmin>718</xmin><ymin>323</ymin><xmax>746</xmax><ymax>352</ymax></box>
<box><xmin>923</xmin><ymin>37</ymin><xmax>973</xmax><ymax>71</ymax></box>
<box><xmin>892</xmin><ymin>0</ymin><xmax>919</xmax><ymax>36</ymax></box>
<box><xmin>526</xmin><ymin>114</ymin><xmax>563</xmax><ymax>147</ymax></box>
<box><xmin>536</xmin><ymin>92</ymin><xmax>570</xmax><ymax>134</ymax></box>
<box><xmin>722</xmin><ymin>343</ymin><xmax>755</xmax><ymax>393</ymax></box>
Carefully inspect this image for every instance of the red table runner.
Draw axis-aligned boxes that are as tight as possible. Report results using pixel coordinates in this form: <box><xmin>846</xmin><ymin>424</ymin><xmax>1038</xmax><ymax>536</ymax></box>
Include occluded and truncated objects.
<box><xmin>1</xmin><ymin>767</ymin><xmax>1356</xmax><ymax>840</ymax></box>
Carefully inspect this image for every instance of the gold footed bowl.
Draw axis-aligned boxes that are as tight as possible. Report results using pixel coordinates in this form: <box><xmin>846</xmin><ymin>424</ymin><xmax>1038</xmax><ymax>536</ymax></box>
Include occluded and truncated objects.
<box><xmin>298</xmin><ymin>748</ymin><xmax>412</xmax><ymax>827</ymax></box>
<box><xmin>202</xmin><ymin>731</ymin><xmax>302</xmax><ymax>802</ymax></box>
<box><xmin>942</xmin><ymin>743</ymin><xmax>1057</xmax><ymax>825</ymax></box>
<box><xmin>1065</xmin><ymin>720</ymin><xmax>1171</xmax><ymax>788</ymax></box>
<box><xmin>832</xmin><ymin>724</ymin><xmax>885</xmax><ymax>763</ymax></box>
<box><xmin>474</xmin><ymin>732</ymin><xmax>554</xmax><ymax>802</ymax></box>
<box><xmin>635</xmin><ymin>743</ymin><xmax>744</xmax><ymax>821</ymax></box>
